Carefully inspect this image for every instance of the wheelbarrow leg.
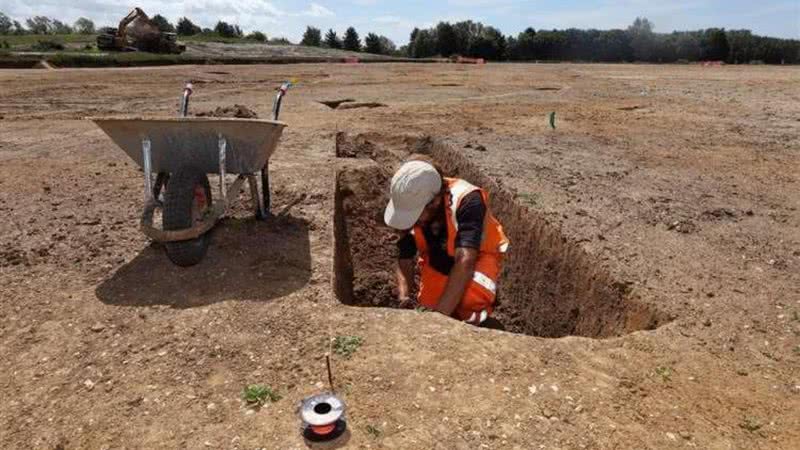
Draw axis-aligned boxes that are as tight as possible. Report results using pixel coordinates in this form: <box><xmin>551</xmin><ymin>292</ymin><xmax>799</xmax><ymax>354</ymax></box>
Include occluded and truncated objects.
<box><xmin>218</xmin><ymin>134</ymin><xmax>227</xmax><ymax>203</ymax></box>
<box><xmin>142</xmin><ymin>138</ymin><xmax>154</xmax><ymax>204</ymax></box>
<box><xmin>248</xmin><ymin>175</ymin><xmax>268</xmax><ymax>220</ymax></box>
<box><xmin>260</xmin><ymin>161</ymin><xmax>271</xmax><ymax>218</ymax></box>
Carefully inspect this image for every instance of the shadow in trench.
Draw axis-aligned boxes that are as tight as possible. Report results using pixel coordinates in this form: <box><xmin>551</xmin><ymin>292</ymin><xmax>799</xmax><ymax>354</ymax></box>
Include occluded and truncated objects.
<box><xmin>96</xmin><ymin>216</ymin><xmax>311</xmax><ymax>308</ymax></box>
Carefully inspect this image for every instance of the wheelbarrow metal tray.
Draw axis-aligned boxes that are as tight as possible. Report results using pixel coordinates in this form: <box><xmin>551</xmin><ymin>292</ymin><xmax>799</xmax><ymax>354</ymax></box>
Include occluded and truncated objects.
<box><xmin>89</xmin><ymin>117</ymin><xmax>287</xmax><ymax>174</ymax></box>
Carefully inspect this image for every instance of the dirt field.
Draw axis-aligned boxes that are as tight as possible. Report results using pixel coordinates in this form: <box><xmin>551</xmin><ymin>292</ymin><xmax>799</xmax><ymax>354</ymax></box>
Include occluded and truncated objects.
<box><xmin>1</xmin><ymin>62</ymin><xmax>798</xmax><ymax>449</ymax></box>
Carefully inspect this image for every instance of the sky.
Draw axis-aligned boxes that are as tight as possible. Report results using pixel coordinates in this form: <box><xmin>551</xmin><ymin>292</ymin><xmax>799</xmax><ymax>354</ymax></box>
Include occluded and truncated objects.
<box><xmin>1</xmin><ymin>0</ymin><xmax>798</xmax><ymax>45</ymax></box>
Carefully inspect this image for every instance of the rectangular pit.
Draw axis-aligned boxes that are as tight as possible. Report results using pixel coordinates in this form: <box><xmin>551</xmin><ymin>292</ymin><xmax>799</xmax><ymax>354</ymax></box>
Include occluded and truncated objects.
<box><xmin>334</xmin><ymin>133</ymin><xmax>667</xmax><ymax>338</ymax></box>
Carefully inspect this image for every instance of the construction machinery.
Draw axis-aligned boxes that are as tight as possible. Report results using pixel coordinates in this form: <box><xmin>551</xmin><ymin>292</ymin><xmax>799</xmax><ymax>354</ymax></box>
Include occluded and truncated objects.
<box><xmin>97</xmin><ymin>8</ymin><xmax>185</xmax><ymax>54</ymax></box>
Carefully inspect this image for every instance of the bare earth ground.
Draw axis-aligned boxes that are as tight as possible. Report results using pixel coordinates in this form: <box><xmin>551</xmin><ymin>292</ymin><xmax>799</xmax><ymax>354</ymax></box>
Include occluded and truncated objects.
<box><xmin>182</xmin><ymin>43</ymin><xmax>395</xmax><ymax>60</ymax></box>
<box><xmin>0</xmin><ymin>63</ymin><xmax>798</xmax><ymax>449</ymax></box>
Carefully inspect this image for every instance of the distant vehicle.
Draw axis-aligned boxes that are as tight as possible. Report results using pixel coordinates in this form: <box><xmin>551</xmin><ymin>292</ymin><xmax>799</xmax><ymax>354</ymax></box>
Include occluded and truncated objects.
<box><xmin>96</xmin><ymin>8</ymin><xmax>185</xmax><ymax>54</ymax></box>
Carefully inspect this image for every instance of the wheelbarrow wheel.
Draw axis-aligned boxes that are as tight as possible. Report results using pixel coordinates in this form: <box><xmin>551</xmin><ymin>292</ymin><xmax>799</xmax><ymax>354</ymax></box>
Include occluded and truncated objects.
<box><xmin>163</xmin><ymin>167</ymin><xmax>212</xmax><ymax>267</ymax></box>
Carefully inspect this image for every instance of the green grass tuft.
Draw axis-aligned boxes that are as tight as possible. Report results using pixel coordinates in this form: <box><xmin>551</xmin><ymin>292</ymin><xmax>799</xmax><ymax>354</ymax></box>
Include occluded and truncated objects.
<box><xmin>654</xmin><ymin>366</ymin><xmax>672</xmax><ymax>382</ymax></box>
<box><xmin>365</xmin><ymin>424</ymin><xmax>382</xmax><ymax>438</ymax></box>
<box><xmin>333</xmin><ymin>335</ymin><xmax>363</xmax><ymax>358</ymax></box>
<box><xmin>242</xmin><ymin>384</ymin><xmax>281</xmax><ymax>406</ymax></box>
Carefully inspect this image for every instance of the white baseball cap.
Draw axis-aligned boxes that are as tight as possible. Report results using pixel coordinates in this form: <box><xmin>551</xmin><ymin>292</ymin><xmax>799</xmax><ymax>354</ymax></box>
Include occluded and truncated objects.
<box><xmin>384</xmin><ymin>161</ymin><xmax>442</xmax><ymax>230</ymax></box>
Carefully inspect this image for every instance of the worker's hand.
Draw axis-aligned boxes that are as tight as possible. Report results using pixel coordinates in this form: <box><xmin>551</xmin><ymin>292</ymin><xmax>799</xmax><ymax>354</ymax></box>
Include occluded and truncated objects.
<box><xmin>464</xmin><ymin>310</ymin><xmax>489</xmax><ymax>325</ymax></box>
<box><xmin>395</xmin><ymin>259</ymin><xmax>415</xmax><ymax>306</ymax></box>
<box><xmin>398</xmin><ymin>296</ymin><xmax>413</xmax><ymax>308</ymax></box>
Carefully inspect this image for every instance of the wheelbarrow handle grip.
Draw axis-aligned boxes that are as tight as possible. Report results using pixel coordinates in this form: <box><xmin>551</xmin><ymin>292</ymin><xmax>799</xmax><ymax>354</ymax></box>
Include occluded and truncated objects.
<box><xmin>272</xmin><ymin>82</ymin><xmax>292</xmax><ymax>121</ymax></box>
<box><xmin>179</xmin><ymin>82</ymin><xmax>194</xmax><ymax>117</ymax></box>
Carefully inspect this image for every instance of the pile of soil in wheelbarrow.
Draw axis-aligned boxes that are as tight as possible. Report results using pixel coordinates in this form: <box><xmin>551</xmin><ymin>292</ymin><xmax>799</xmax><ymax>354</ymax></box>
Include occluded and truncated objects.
<box><xmin>195</xmin><ymin>104</ymin><xmax>258</xmax><ymax>118</ymax></box>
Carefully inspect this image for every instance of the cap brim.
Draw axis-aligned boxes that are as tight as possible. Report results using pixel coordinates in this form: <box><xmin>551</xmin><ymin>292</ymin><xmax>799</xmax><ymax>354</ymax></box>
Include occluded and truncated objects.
<box><xmin>384</xmin><ymin>198</ymin><xmax>425</xmax><ymax>230</ymax></box>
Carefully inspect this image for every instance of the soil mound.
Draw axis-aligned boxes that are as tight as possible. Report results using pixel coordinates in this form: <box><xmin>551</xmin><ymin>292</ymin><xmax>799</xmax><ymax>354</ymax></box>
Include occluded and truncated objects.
<box><xmin>196</xmin><ymin>104</ymin><xmax>258</xmax><ymax>118</ymax></box>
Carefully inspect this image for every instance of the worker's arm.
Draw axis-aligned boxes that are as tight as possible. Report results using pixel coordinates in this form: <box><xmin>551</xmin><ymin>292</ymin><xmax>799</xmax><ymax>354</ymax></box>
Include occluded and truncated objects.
<box><xmin>395</xmin><ymin>259</ymin><xmax>415</xmax><ymax>306</ymax></box>
<box><xmin>395</xmin><ymin>231</ymin><xmax>417</xmax><ymax>306</ymax></box>
<box><xmin>435</xmin><ymin>247</ymin><xmax>478</xmax><ymax>316</ymax></box>
<box><xmin>436</xmin><ymin>190</ymin><xmax>485</xmax><ymax>316</ymax></box>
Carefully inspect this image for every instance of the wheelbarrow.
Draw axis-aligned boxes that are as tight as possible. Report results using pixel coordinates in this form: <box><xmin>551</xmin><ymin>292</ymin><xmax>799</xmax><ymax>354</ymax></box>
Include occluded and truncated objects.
<box><xmin>89</xmin><ymin>82</ymin><xmax>291</xmax><ymax>266</ymax></box>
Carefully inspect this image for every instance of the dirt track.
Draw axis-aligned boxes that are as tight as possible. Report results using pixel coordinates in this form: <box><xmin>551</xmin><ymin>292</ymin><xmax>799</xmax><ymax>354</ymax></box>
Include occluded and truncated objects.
<box><xmin>1</xmin><ymin>63</ymin><xmax>799</xmax><ymax>449</ymax></box>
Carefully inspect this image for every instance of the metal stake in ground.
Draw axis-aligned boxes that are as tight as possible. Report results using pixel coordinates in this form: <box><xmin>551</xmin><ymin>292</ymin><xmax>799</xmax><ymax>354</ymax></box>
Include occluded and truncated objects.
<box><xmin>326</xmin><ymin>354</ymin><xmax>335</xmax><ymax>393</ymax></box>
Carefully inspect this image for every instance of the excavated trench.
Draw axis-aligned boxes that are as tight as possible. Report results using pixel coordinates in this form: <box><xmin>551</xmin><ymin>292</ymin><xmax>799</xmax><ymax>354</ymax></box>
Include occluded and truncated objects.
<box><xmin>333</xmin><ymin>133</ymin><xmax>668</xmax><ymax>338</ymax></box>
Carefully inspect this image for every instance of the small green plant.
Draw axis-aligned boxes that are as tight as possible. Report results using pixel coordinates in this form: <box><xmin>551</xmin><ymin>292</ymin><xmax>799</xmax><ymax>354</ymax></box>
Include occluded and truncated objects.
<box><xmin>517</xmin><ymin>192</ymin><xmax>541</xmax><ymax>207</ymax></box>
<box><xmin>333</xmin><ymin>335</ymin><xmax>363</xmax><ymax>358</ymax></box>
<box><xmin>794</xmin><ymin>345</ymin><xmax>800</xmax><ymax>355</ymax></box>
<box><xmin>365</xmin><ymin>424</ymin><xmax>382</xmax><ymax>438</ymax></box>
<box><xmin>415</xmin><ymin>306</ymin><xmax>434</xmax><ymax>313</ymax></box>
<box><xmin>654</xmin><ymin>366</ymin><xmax>672</xmax><ymax>382</ymax></box>
<box><xmin>242</xmin><ymin>384</ymin><xmax>281</xmax><ymax>406</ymax></box>
<box><xmin>1</xmin><ymin>40</ymin><xmax>9</xmax><ymax>49</ymax></box>
<box><xmin>740</xmin><ymin>417</ymin><xmax>762</xmax><ymax>433</ymax></box>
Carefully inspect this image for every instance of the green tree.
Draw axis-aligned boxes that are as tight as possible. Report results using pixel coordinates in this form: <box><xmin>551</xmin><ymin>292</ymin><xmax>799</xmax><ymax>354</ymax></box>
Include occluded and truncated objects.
<box><xmin>324</xmin><ymin>29</ymin><xmax>341</xmax><ymax>48</ymax></box>
<box><xmin>364</xmin><ymin>32</ymin><xmax>381</xmax><ymax>54</ymax></box>
<box><xmin>0</xmin><ymin>12</ymin><xmax>13</xmax><ymax>34</ymax></box>
<box><xmin>379</xmin><ymin>36</ymin><xmax>396</xmax><ymax>54</ymax></box>
<box><xmin>342</xmin><ymin>27</ymin><xmax>361</xmax><ymax>51</ymax></box>
<box><xmin>247</xmin><ymin>31</ymin><xmax>267</xmax><ymax>42</ymax></box>
<box><xmin>435</xmin><ymin>22</ymin><xmax>458</xmax><ymax>56</ymax></box>
<box><xmin>628</xmin><ymin>17</ymin><xmax>655</xmax><ymax>61</ymax></box>
<box><xmin>51</xmin><ymin>20</ymin><xmax>72</xmax><ymax>34</ymax></box>
<box><xmin>507</xmin><ymin>27</ymin><xmax>536</xmax><ymax>60</ymax></box>
<box><xmin>703</xmin><ymin>28</ymin><xmax>729</xmax><ymax>61</ymax></box>
<box><xmin>301</xmin><ymin>26</ymin><xmax>322</xmax><ymax>46</ymax></box>
<box><xmin>673</xmin><ymin>32</ymin><xmax>701</xmax><ymax>61</ymax></box>
<box><xmin>407</xmin><ymin>28</ymin><xmax>420</xmax><ymax>56</ymax></box>
<box><xmin>73</xmin><ymin>17</ymin><xmax>94</xmax><ymax>34</ymax></box>
<box><xmin>26</xmin><ymin>16</ymin><xmax>53</xmax><ymax>34</ymax></box>
<box><xmin>12</xmin><ymin>20</ymin><xmax>25</xmax><ymax>35</ymax></box>
<box><xmin>151</xmin><ymin>15</ymin><xmax>175</xmax><ymax>33</ymax></box>
<box><xmin>176</xmin><ymin>17</ymin><xmax>201</xmax><ymax>36</ymax></box>
<box><xmin>214</xmin><ymin>21</ymin><xmax>242</xmax><ymax>38</ymax></box>
<box><xmin>452</xmin><ymin>20</ymin><xmax>479</xmax><ymax>55</ymax></box>
<box><xmin>270</xmin><ymin>37</ymin><xmax>292</xmax><ymax>45</ymax></box>
<box><xmin>726</xmin><ymin>30</ymin><xmax>752</xmax><ymax>64</ymax></box>
<box><xmin>409</xmin><ymin>28</ymin><xmax>435</xmax><ymax>58</ymax></box>
<box><xmin>469</xmin><ymin>26</ymin><xmax>506</xmax><ymax>60</ymax></box>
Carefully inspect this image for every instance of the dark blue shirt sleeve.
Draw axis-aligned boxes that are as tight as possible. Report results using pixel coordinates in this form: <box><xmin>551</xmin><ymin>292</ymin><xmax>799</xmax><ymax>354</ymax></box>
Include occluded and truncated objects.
<box><xmin>454</xmin><ymin>191</ymin><xmax>485</xmax><ymax>249</ymax></box>
<box><xmin>397</xmin><ymin>233</ymin><xmax>417</xmax><ymax>259</ymax></box>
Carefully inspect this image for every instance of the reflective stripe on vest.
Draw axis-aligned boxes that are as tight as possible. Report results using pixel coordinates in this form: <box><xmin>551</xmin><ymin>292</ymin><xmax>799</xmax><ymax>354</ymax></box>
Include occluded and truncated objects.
<box><xmin>447</xmin><ymin>179</ymin><xmax>480</xmax><ymax>232</ymax></box>
<box><xmin>472</xmin><ymin>271</ymin><xmax>497</xmax><ymax>294</ymax></box>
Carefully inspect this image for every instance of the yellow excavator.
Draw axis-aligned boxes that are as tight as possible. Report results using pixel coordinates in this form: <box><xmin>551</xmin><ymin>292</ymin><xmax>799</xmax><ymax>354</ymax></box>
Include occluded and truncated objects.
<box><xmin>97</xmin><ymin>8</ymin><xmax>185</xmax><ymax>54</ymax></box>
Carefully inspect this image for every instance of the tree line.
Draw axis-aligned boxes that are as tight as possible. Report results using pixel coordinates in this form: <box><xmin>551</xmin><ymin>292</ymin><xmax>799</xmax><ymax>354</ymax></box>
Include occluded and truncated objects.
<box><xmin>407</xmin><ymin>18</ymin><xmax>800</xmax><ymax>64</ymax></box>
<box><xmin>300</xmin><ymin>26</ymin><xmax>397</xmax><ymax>55</ymax></box>
<box><xmin>2</xmin><ymin>10</ymin><xmax>798</xmax><ymax>63</ymax></box>
<box><xmin>0</xmin><ymin>12</ymin><xmax>278</xmax><ymax>43</ymax></box>
<box><xmin>0</xmin><ymin>13</ymin><xmax>97</xmax><ymax>35</ymax></box>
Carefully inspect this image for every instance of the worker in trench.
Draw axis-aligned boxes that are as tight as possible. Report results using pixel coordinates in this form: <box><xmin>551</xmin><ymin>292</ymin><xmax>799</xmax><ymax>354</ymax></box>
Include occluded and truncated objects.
<box><xmin>384</xmin><ymin>156</ymin><xmax>509</xmax><ymax>326</ymax></box>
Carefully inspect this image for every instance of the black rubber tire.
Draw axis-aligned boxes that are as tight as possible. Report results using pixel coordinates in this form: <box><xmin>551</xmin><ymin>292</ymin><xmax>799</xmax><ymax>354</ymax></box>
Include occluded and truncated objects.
<box><xmin>163</xmin><ymin>167</ymin><xmax>212</xmax><ymax>267</ymax></box>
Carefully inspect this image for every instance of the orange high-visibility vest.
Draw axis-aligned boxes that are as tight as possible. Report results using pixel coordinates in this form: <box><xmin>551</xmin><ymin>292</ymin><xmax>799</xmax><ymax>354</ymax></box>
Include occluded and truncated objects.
<box><xmin>411</xmin><ymin>177</ymin><xmax>509</xmax><ymax>260</ymax></box>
